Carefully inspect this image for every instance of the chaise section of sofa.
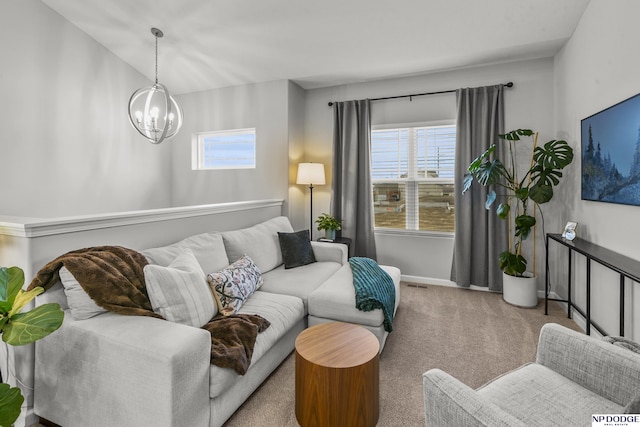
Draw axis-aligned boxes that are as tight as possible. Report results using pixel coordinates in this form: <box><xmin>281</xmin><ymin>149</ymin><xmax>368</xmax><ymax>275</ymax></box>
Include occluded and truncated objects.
<box><xmin>308</xmin><ymin>263</ymin><xmax>401</xmax><ymax>350</ymax></box>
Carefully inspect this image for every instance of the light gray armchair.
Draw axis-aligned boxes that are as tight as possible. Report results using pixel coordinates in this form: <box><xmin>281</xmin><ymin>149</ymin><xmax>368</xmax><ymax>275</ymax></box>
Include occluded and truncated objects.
<box><xmin>423</xmin><ymin>323</ymin><xmax>640</xmax><ymax>426</ymax></box>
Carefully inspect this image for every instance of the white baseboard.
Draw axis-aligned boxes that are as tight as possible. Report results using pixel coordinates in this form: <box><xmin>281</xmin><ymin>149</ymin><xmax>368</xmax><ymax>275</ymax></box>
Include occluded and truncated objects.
<box><xmin>400</xmin><ymin>274</ymin><xmax>572</xmax><ymax>298</ymax></box>
<box><xmin>402</xmin><ymin>278</ymin><xmax>590</xmax><ymax>334</ymax></box>
<box><xmin>400</xmin><ymin>275</ymin><xmax>495</xmax><ymax>292</ymax></box>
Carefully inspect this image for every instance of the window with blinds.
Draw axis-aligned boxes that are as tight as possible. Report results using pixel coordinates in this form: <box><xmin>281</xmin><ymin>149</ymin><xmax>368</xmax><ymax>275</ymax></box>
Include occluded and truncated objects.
<box><xmin>193</xmin><ymin>128</ymin><xmax>256</xmax><ymax>170</ymax></box>
<box><xmin>371</xmin><ymin>125</ymin><xmax>455</xmax><ymax>232</ymax></box>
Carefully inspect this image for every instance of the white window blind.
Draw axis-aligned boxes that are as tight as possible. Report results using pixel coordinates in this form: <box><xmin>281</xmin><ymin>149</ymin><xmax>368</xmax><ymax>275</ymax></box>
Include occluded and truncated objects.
<box><xmin>193</xmin><ymin>128</ymin><xmax>256</xmax><ymax>170</ymax></box>
<box><xmin>371</xmin><ymin>125</ymin><xmax>456</xmax><ymax>232</ymax></box>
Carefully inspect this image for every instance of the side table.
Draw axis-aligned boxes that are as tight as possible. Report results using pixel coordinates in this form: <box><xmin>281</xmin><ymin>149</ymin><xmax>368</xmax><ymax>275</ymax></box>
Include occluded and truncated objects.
<box><xmin>295</xmin><ymin>322</ymin><xmax>379</xmax><ymax>427</ymax></box>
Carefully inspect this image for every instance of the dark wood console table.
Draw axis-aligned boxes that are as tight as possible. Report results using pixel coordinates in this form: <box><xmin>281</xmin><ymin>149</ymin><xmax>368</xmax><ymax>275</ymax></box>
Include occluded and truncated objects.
<box><xmin>545</xmin><ymin>233</ymin><xmax>640</xmax><ymax>336</ymax></box>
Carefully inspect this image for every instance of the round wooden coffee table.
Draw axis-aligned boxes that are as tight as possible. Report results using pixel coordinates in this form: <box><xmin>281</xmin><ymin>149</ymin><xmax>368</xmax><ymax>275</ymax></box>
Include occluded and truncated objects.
<box><xmin>295</xmin><ymin>322</ymin><xmax>380</xmax><ymax>427</ymax></box>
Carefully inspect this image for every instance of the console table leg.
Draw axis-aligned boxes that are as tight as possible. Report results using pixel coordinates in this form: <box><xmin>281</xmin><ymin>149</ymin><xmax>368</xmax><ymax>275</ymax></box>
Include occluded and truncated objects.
<box><xmin>620</xmin><ymin>275</ymin><xmax>625</xmax><ymax>336</ymax></box>
<box><xmin>586</xmin><ymin>259</ymin><xmax>591</xmax><ymax>335</ymax></box>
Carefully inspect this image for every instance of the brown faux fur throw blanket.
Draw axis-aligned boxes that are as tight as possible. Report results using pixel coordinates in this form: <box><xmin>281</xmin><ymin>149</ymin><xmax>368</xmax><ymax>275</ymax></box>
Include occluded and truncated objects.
<box><xmin>28</xmin><ymin>245</ymin><xmax>160</xmax><ymax>318</ymax></box>
<box><xmin>203</xmin><ymin>313</ymin><xmax>270</xmax><ymax>375</ymax></box>
<box><xmin>29</xmin><ymin>246</ymin><xmax>269</xmax><ymax>374</ymax></box>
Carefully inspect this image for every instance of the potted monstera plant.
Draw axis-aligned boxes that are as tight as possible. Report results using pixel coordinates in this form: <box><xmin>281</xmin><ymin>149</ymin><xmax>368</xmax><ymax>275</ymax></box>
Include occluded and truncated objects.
<box><xmin>463</xmin><ymin>129</ymin><xmax>574</xmax><ymax>307</ymax></box>
<box><xmin>0</xmin><ymin>266</ymin><xmax>64</xmax><ymax>426</ymax></box>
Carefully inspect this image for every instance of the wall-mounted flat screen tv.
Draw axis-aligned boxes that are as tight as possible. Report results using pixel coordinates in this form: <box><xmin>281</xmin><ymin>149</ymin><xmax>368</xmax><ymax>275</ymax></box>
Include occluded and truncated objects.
<box><xmin>581</xmin><ymin>92</ymin><xmax>640</xmax><ymax>206</ymax></box>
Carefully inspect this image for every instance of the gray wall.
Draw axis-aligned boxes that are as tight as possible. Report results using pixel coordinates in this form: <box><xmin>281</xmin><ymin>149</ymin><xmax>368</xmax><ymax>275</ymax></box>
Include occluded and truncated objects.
<box><xmin>554</xmin><ymin>0</ymin><xmax>640</xmax><ymax>340</ymax></box>
<box><xmin>170</xmin><ymin>80</ymin><xmax>291</xmax><ymax>208</ymax></box>
<box><xmin>0</xmin><ymin>1</ymin><xmax>172</xmax><ymax>217</ymax></box>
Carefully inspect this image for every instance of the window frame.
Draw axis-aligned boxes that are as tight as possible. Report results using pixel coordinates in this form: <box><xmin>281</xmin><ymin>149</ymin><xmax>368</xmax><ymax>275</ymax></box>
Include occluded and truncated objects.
<box><xmin>371</xmin><ymin>121</ymin><xmax>456</xmax><ymax>236</ymax></box>
<box><xmin>192</xmin><ymin>127</ymin><xmax>257</xmax><ymax>171</ymax></box>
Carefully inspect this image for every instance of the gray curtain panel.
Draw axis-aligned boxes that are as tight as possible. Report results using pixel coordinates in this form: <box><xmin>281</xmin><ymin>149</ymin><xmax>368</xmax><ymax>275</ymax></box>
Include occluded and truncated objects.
<box><xmin>332</xmin><ymin>99</ymin><xmax>377</xmax><ymax>260</ymax></box>
<box><xmin>451</xmin><ymin>85</ymin><xmax>508</xmax><ymax>291</ymax></box>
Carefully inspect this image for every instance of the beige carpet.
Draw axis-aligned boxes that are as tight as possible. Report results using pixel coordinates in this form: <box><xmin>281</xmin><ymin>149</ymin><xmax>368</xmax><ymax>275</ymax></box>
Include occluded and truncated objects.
<box><xmin>223</xmin><ymin>282</ymin><xmax>582</xmax><ymax>426</ymax></box>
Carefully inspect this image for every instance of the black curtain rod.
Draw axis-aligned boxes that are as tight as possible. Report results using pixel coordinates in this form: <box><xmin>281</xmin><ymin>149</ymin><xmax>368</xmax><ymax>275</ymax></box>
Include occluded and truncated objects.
<box><xmin>327</xmin><ymin>81</ymin><xmax>514</xmax><ymax>107</ymax></box>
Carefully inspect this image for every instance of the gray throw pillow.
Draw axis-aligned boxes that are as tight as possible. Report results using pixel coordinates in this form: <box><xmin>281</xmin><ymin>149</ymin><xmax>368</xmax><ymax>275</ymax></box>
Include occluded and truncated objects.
<box><xmin>278</xmin><ymin>230</ymin><xmax>316</xmax><ymax>269</ymax></box>
<box><xmin>602</xmin><ymin>336</ymin><xmax>640</xmax><ymax>354</ymax></box>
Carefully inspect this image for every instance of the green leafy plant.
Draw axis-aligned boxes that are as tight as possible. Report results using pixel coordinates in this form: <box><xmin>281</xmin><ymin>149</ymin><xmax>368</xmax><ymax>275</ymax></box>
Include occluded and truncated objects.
<box><xmin>315</xmin><ymin>213</ymin><xmax>342</xmax><ymax>232</ymax></box>
<box><xmin>463</xmin><ymin>129</ymin><xmax>574</xmax><ymax>277</ymax></box>
<box><xmin>0</xmin><ymin>266</ymin><xmax>64</xmax><ymax>426</ymax></box>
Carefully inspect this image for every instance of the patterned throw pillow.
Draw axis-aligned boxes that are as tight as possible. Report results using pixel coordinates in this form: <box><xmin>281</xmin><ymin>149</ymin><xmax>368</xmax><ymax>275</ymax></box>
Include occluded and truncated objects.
<box><xmin>207</xmin><ymin>255</ymin><xmax>263</xmax><ymax>315</ymax></box>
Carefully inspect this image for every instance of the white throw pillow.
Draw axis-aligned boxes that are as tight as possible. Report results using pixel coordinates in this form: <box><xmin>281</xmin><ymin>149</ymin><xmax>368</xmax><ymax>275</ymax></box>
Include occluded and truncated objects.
<box><xmin>144</xmin><ymin>250</ymin><xmax>217</xmax><ymax>327</ymax></box>
<box><xmin>59</xmin><ymin>266</ymin><xmax>107</xmax><ymax>320</ymax></box>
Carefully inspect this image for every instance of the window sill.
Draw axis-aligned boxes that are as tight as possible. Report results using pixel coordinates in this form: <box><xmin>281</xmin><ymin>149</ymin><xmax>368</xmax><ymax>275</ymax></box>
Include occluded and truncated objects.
<box><xmin>373</xmin><ymin>228</ymin><xmax>454</xmax><ymax>238</ymax></box>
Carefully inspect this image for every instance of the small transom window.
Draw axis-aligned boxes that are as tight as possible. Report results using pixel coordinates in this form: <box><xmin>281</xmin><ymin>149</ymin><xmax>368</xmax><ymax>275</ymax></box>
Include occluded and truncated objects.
<box><xmin>193</xmin><ymin>128</ymin><xmax>256</xmax><ymax>170</ymax></box>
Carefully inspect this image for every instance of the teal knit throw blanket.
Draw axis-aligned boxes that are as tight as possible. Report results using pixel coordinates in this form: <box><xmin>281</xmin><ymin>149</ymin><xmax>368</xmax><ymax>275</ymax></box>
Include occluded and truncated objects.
<box><xmin>349</xmin><ymin>257</ymin><xmax>396</xmax><ymax>332</ymax></box>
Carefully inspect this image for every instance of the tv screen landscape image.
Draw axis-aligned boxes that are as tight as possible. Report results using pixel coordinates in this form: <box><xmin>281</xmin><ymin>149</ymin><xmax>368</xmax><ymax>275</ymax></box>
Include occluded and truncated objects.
<box><xmin>581</xmin><ymin>92</ymin><xmax>640</xmax><ymax>206</ymax></box>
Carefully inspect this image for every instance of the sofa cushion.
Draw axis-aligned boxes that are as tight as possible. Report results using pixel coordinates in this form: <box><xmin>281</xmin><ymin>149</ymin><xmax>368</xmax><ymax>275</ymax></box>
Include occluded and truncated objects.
<box><xmin>307</xmin><ymin>264</ymin><xmax>401</xmax><ymax>328</ymax></box>
<box><xmin>221</xmin><ymin>216</ymin><xmax>294</xmax><ymax>273</ymax></box>
<box><xmin>278</xmin><ymin>229</ymin><xmax>316</xmax><ymax>269</ymax></box>
<box><xmin>144</xmin><ymin>250</ymin><xmax>217</xmax><ymax>327</ymax></box>
<box><xmin>208</xmin><ymin>290</ymin><xmax>305</xmax><ymax>398</ymax></box>
<box><xmin>141</xmin><ymin>232</ymin><xmax>229</xmax><ymax>275</ymax></box>
<box><xmin>59</xmin><ymin>266</ymin><xmax>107</xmax><ymax>320</ymax></box>
<box><xmin>477</xmin><ymin>363</ymin><xmax>623</xmax><ymax>425</ymax></box>
<box><xmin>260</xmin><ymin>261</ymin><xmax>343</xmax><ymax>312</ymax></box>
<box><xmin>207</xmin><ymin>255</ymin><xmax>263</xmax><ymax>315</ymax></box>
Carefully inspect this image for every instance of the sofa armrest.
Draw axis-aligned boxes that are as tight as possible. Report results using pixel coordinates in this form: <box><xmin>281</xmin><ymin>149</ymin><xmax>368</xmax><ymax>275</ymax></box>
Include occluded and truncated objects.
<box><xmin>311</xmin><ymin>241</ymin><xmax>348</xmax><ymax>264</ymax></box>
<box><xmin>423</xmin><ymin>369</ymin><xmax>526</xmax><ymax>427</ymax></box>
<box><xmin>34</xmin><ymin>311</ymin><xmax>211</xmax><ymax>427</ymax></box>
<box><xmin>536</xmin><ymin>323</ymin><xmax>640</xmax><ymax>405</ymax></box>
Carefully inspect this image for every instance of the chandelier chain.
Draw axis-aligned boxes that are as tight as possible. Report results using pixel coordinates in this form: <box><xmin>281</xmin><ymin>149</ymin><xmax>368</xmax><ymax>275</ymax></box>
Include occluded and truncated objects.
<box><xmin>154</xmin><ymin>33</ymin><xmax>158</xmax><ymax>84</ymax></box>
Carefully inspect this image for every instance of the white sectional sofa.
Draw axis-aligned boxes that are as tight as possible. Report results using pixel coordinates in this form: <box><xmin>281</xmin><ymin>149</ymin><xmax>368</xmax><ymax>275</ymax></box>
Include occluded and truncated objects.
<box><xmin>33</xmin><ymin>216</ymin><xmax>400</xmax><ymax>427</ymax></box>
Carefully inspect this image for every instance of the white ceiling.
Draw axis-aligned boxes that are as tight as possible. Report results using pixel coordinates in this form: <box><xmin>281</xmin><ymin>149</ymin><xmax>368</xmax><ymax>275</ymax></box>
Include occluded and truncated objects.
<box><xmin>42</xmin><ymin>0</ymin><xmax>590</xmax><ymax>95</ymax></box>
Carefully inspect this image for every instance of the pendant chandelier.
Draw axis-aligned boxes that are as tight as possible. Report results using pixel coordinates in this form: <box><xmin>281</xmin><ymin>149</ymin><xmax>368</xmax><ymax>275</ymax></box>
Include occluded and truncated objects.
<box><xmin>128</xmin><ymin>28</ymin><xmax>183</xmax><ymax>144</ymax></box>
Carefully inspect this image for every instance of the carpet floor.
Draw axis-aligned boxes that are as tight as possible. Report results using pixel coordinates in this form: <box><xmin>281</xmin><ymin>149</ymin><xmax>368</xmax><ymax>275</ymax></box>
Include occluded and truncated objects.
<box><xmin>223</xmin><ymin>282</ymin><xmax>582</xmax><ymax>426</ymax></box>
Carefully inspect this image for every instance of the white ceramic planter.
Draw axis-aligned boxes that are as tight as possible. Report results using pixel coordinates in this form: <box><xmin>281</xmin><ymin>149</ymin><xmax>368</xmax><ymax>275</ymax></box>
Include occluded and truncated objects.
<box><xmin>502</xmin><ymin>272</ymin><xmax>539</xmax><ymax>308</ymax></box>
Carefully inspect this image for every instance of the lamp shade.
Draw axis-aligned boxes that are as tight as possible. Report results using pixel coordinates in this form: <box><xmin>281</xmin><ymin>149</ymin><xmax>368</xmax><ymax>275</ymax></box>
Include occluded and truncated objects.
<box><xmin>296</xmin><ymin>163</ymin><xmax>326</xmax><ymax>186</ymax></box>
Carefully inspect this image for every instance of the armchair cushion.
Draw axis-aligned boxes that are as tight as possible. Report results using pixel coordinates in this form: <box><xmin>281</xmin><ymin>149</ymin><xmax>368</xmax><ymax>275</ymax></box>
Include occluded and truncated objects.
<box><xmin>477</xmin><ymin>363</ymin><xmax>623</xmax><ymax>425</ymax></box>
<box><xmin>422</xmin><ymin>369</ymin><xmax>526</xmax><ymax>427</ymax></box>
